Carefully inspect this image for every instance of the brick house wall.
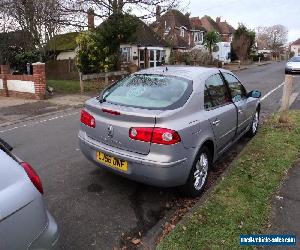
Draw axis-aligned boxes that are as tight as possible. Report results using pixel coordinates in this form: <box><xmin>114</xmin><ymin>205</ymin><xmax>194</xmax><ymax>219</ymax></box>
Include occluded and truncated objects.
<box><xmin>152</xmin><ymin>9</ymin><xmax>204</xmax><ymax>50</ymax></box>
<box><xmin>0</xmin><ymin>62</ymin><xmax>46</xmax><ymax>99</ymax></box>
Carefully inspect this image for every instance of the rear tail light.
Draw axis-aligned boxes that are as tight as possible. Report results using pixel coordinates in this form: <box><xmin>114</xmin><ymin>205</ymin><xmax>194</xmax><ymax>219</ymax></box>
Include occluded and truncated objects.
<box><xmin>129</xmin><ymin>127</ymin><xmax>181</xmax><ymax>145</ymax></box>
<box><xmin>81</xmin><ymin>110</ymin><xmax>96</xmax><ymax>128</ymax></box>
<box><xmin>21</xmin><ymin>162</ymin><xmax>43</xmax><ymax>194</ymax></box>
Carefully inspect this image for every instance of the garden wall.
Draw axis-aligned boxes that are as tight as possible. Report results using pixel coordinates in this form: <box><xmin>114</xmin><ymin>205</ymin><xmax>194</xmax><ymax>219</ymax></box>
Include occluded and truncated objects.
<box><xmin>0</xmin><ymin>63</ymin><xmax>46</xmax><ymax>99</ymax></box>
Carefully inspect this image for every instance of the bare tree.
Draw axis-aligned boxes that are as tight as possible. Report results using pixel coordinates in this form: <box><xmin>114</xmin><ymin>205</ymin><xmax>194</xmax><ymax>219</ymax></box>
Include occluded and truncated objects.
<box><xmin>0</xmin><ymin>0</ymin><xmax>63</xmax><ymax>49</ymax></box>
<box><xmin>59</xmin><ymin>0</ymin><xmax>180</xmax><ymax>27</ymax></box>
<box><xmin>256</xmin><ymin>25</ymin><xmax>288</xmax><ymax>53</ymax></box>
<box><xmin>0</xmin><ymin>11</ymin><xmax>15</xmax><ymax>32</ymax></box>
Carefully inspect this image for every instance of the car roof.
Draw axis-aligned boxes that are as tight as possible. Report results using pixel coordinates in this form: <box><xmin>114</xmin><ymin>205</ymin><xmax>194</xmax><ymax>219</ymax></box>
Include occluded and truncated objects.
<box><xmin>136</xmin><ymin>66</ymin><xmax>221</xmax><ymax>81</ymax></box>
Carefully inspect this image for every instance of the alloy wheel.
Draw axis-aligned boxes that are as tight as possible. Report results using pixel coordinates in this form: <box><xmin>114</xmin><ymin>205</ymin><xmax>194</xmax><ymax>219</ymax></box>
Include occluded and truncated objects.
<box><xmin>193</xmin><ymin>153</ymin><xmax>209</xmax><ymax>191</ymax></box>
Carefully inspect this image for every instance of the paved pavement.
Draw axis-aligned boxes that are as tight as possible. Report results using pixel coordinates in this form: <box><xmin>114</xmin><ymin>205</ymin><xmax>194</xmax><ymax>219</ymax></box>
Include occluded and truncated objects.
<box><xmin>268</xmin><ymin>160</ymin><xmax>300</xmax><ymax>249</ymax></box>
<box><xmin>1</xmin><ymin>62</ymin><xmax>300</xmax><ymax>249</ymax></box>
<box><xmin>267</xmin><ymin>81</ymin><xmax>300</xmax><ymax>248</ymax></box>
<box><xmin>0</xmin><ymin>94</ymin><xmax>91</xmax><ymax>126</ymax></box>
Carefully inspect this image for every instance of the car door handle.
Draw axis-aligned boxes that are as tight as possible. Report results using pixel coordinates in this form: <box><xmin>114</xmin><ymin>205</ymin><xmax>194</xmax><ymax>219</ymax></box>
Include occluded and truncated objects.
<box><xmin>238</xmin><ymin>109</ymin><xmax>243</xmax><ymax>114</ymax></box>
<box><xmin>212</xmin><ymin>119</ymin><xmax>221</xmax><ymax>126</ymax></box>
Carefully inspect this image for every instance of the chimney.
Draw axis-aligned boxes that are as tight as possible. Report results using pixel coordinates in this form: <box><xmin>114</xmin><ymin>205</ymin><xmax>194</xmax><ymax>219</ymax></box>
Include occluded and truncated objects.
<box><xmin>87</xmin><ymin>8</ymin><xmax>95</xmax><ymax>30</ymax></box>
<box><xmin>216</xmin><ymin>17</ymin><xmax>220</xmax><ymax>23</ymax></box>
<box><xmin>156</xmin><ymin>5</ymin><xmax>161</xmax><ymax>21</ymax></box>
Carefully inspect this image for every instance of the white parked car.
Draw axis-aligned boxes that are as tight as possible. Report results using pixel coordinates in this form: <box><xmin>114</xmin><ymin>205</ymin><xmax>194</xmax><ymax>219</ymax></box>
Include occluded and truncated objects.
<box><xmin>285</xmin><ymin>56</ymin><xmax>300</xmax><ymax>74</ymax></box>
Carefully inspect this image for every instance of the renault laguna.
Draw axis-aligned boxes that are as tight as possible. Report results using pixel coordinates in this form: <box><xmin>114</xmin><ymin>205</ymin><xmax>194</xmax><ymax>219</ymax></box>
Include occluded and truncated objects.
<box><xmin>79</xmin><ymin>66</ymin><xmax>261</xmax><ymax>197</ymax></box>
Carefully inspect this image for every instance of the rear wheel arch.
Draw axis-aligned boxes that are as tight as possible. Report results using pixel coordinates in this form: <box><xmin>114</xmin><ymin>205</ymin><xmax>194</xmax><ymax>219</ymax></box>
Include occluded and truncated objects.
<box><xmin>199</xmin><ymin>139</ymin><xmax>214</xmax><ymax>163</ymax></box>
<box><xmin>184</xmin><ymin>140</ymin><xmax>214</xmax><ymax>197</ymax></box>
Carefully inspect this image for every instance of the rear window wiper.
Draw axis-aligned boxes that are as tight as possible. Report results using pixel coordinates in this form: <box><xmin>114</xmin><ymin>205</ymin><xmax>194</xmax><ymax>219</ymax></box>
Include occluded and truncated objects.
<box><xmin>0</xmin><ymin>138</ymin><xmax>13</xmax><ymax>151</ymax></box>
<box><xmin>97</xmin><ymin>76</ymin><xmax>128</xmax><ymax>103</ymax></box>
<box><xmin>97</xmin><ymin>89</ymin><xmax>106</xmax><ymax>103</ymax></box>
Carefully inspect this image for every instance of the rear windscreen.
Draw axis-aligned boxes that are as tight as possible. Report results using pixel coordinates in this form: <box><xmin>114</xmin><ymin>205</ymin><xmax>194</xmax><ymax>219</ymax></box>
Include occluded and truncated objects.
<box><xmin>102</xmin><ymin>74</ymin><xmax>192</xmax><ymax>110</ymax></box>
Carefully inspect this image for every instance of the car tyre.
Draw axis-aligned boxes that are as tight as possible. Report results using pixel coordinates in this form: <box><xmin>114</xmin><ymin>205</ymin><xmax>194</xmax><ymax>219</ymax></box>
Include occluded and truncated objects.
<box><xmin>183</xmin><ymin>146</ymin><xmax>211</xmax><ymax>197</ymax></box>
<box><xmin>246</xmin><ymin>109</ymin><xmax>259</xmax><ymax>138</ymax></box>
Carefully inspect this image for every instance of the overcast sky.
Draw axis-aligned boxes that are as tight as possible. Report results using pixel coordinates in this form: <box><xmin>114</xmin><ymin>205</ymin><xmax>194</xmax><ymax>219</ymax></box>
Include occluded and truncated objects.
<box><xmin>185</xmin><ymin>0</ymin><xmax>299</xmax><ymax>42</ymax></box>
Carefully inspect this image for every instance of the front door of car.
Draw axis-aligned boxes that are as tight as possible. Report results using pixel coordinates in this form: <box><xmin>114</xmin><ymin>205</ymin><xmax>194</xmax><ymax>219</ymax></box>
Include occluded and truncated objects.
<box><xmin>204</xmin><ymin>74</ymin><xmax>237</xmax><ymax>153</ymax></box>
<box><xmin>222</xmin><ymin>73</ymin><xmax>252</xmax><ymax>136</ymax></box>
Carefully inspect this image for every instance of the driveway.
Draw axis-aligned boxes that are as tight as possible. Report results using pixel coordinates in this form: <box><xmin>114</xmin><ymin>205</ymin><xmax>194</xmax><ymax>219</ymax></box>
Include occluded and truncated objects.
<box><xmin>1</xmin><ymin>62</ymin><xmax>300</xmax><ymax>249</ymax></box>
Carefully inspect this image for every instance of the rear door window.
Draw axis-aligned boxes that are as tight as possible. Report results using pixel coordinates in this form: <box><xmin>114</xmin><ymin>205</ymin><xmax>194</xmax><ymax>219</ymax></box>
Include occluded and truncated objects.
<box><xmin>204</xmin><ymin>74</ymin><xmax>231</xmax><ymax>109</ymax></box>
<box><xmin>103</xmin><ymin>74</ymin><xmax>192</xmax><ymax>110</ymax></box>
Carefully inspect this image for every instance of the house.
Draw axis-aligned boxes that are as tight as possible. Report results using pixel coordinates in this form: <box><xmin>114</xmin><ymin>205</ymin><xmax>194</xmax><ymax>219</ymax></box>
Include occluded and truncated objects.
<box><xmin>119</xmin><ymin>17</ymin><xmax>171</xmax><ymax>69</ymax></box>
<box><xmin>291</xmin><ymin>38</ymin><xmax>300</xmax><ymax>56</ymax></box>
<box><xmin>151</xmin><ymin>8</ymin><xmax>206</xmax><ymax>51</ymax></box>
<box><xmin>215</xmin><ymin>17</ymin><xmax>235</xmax><ymax>42</ymax></box>
<box><xmin>191</xmin><ymin>16</ymin><xmax>235</xmax><ymax>42</ymax></box>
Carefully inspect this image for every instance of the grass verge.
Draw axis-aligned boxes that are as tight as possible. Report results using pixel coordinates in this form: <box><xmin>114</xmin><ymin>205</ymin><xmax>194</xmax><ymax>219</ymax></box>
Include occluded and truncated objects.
<box><xmin>47</xmin><ymin>79</ymin><xmax>104</xmax><ymax>93</ymax></box>
<box><xmin>158</xmin><ymin>111</ymin><xmax>300</xmax><ymax>250</ymax></box>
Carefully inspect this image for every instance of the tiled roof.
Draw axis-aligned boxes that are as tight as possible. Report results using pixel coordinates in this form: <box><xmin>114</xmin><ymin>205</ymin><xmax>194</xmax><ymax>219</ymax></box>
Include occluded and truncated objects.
<box><xmin>133</xmin><ymin>18</ymin><xmax>169</xmax><ymax>47</ymax></box>
<box><xmin>196</xmin><ymin>16</ymin><xmax>234</xmax><ymax>35</ymax></box>
<box><xmin>152</xmin><ymin>9</ymin><xmax>192</xmax><ymax>30</ymax></box>
<box><xmin>292</xmin><ymin>38</ymin><xmax>300</xmax><ymax>45</ymax></box>
<box><xmin>47</xmin><ymin>32</ymin><xmax>79</xmax><ymax>51</ymax></box>
<box><xmin>190</xmin><ymin>17</ymin><xmax>206</xmax><ymax>31</ymax></box>
<box><xmin>200</xmin><ymin>15</ymin><xmax>220</xmax><ymax>32</ymax></box>
<box><xmin>217</xmin><ymin>21</ymin><xmax>235</xmax><ymax>34</ymax></box>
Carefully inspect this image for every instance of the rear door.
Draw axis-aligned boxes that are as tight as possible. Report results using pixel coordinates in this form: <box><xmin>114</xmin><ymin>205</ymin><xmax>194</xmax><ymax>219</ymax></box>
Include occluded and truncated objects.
<box><xmin>204</xmin><ymin>74</ymin><xmax>237</xmax><ymax>152</ymax></box>
<box><xmin>222</xmin><ymin>73</ymin><xmax>252</xmax><ymax>136</ymax></box>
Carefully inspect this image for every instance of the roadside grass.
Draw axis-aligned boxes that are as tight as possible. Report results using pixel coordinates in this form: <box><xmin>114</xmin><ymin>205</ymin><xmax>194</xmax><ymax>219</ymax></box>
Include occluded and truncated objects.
<box><xmin>47</xmin><ymin>79</ymin><xmax>105</xmax><ymax>93</ymax></box>
<box><xmin>158</xmin><ymin>111</ymin><xmax>300</xmax><ymax>250</ymax></box>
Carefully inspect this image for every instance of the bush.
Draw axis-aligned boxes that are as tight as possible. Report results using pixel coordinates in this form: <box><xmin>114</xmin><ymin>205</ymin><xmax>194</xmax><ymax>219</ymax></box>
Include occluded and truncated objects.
<box><xmin>76</xmin><ymin>14</ymin><xmax>137</xmax><ymax>74</ymax></box>
<box><xmin>14</xmin><ymin>50</ymin><xmax>41</xmax><ymax>73</ymax></box>
<box><xmin>169</xmin><ymin>50</ymin><xmax>212</xmax><ymax>66</ymax></box>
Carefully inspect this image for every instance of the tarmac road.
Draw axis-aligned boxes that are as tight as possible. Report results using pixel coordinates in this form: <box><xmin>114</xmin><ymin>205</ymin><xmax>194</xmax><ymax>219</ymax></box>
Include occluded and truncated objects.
<box><xmin>1</xmin><ymin>61</ymin><xmax>299</xmax><ymax>249</ymax></box>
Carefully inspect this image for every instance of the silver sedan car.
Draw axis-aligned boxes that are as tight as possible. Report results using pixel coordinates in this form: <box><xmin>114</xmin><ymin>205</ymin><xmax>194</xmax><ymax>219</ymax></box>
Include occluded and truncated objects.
<box><xmin>79</xmin><ymin>66</ymin><xmax>261</xmax><ymax>197</ymax></box>
<box><xmin>0</xmin><ymin>139</ymin><xmax>59</xmax><ymax>249</ymax></box>
<box><xmin>285</xmin><ymin>56</ymin><xmax>300</xmax><ymax>74</ymax></box>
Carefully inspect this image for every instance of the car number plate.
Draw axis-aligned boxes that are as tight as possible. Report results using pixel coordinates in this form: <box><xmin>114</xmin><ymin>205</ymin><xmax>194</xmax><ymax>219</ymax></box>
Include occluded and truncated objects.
<box><xmin>96</xmin><ymin>152</ymin><xmax>128</xmax><ymax>172</ymax></box>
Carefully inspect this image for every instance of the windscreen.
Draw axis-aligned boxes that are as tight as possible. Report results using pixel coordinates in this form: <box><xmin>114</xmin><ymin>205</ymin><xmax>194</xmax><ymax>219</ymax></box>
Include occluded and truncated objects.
<box><xmin>103</xmin><ymin>74</ymin><xmax>192</xmax><ymax>110</ymax></box>
<box><xmin>290</xmin><ymin>57</ymin><xmax>300</xmax><ymax>62</ymax></box>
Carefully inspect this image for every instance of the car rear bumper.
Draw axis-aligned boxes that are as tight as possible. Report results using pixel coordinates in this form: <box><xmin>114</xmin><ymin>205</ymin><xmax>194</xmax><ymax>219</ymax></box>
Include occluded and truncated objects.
<box><xmin>29</xmin><ymin>211</ymin><xmax>59</xmax><ymax>250</ymax></box>
<box><xmin>79</xmin><ymin>131</ymin><xmax>192</xmax><ymax>187</ymax></box>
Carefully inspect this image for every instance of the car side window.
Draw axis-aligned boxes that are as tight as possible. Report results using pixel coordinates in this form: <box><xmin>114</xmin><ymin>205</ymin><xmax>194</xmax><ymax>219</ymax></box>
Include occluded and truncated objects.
<box><xmin>223</xmin><ymin>73</ymin><xmax>247</xmax><ymax>102</ymax></box>
<box><xmin>204</xmin><ymin>74</ymin><xmax>231</xmax><ymax>109</ymax></box>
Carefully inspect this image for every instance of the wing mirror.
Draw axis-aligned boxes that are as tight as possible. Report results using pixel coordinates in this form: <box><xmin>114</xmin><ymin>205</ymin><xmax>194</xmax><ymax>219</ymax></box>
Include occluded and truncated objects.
<box><xmin>0</xmin><ymin>138</ymin><xmax>13</xmax><ymax>151</ymax></box>
<box><xmin>247</xmin><ymin>90</ymin><xmax>261</xmax><ymax>99</ymax></box>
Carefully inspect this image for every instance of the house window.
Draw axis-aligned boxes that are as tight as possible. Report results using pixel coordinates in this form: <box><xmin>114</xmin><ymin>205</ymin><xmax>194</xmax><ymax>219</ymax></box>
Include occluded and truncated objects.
<box><xmin>180</xmin><ymin>27</ymin><xmax>185</xmax><ymax>37</ymax></box>
<box><xmin>121</xmin><ymin>47</ymin><xmax>131</xmax><ymax>62</ymax></box>
<box><xmin>164</xmin><ymin>26</ymin><xmax>171</xmax><ymax>36</ymax></box>
<box><xmin>194</xmin><ymin>32</ymin><xmax>203</xmax><ymax>44</ymax></box>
